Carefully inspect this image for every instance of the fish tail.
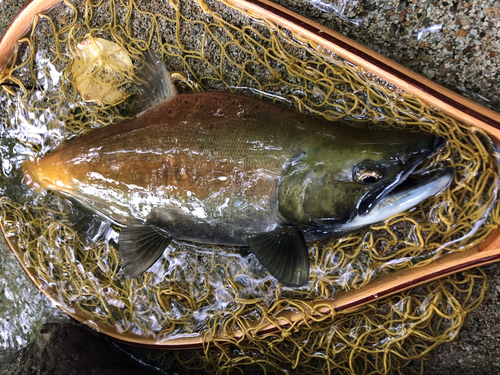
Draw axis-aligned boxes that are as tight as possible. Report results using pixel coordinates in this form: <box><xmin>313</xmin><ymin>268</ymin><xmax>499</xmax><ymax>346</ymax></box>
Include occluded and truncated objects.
<box><xmin>21</xmin><ymin>151</ymin><xmax>74</xmax><ymax>193</ymax></box>
<box><xmin>125</xmin><ymin>50</ymin><xmax>178</xmax><ymax>117</ymax></box>
<box><xmin>21</xmin><ymin>158</ymin><xmax>37</xmax><ymax>189</ymax></box>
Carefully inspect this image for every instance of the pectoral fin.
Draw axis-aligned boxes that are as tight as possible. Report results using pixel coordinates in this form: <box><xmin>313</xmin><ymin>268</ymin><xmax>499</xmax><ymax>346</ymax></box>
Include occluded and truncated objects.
<box><xmin>118</xmin><ymin>224</ymin><xmax>172</xmax><ymax>278</ymax></box>
<box><xmin>248</xmin><ymin>226</ymin><xmax>309</xmax><ymax>287</ymax></box>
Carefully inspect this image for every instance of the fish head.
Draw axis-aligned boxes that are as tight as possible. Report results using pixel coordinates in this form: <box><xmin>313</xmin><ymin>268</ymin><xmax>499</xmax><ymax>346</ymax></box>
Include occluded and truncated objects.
<box><xmin>278</xmin><ymin>127</ymin><xmax>451</xmax><ymax>233</ymax></box>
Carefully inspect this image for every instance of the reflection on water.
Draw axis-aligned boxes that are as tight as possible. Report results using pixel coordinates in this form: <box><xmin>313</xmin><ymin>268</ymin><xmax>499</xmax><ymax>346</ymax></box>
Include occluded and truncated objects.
<box><xmin>0</xmin><ymin>234</ymin><xmax>68</xmax><ymax>365</ymax></box>
<box><xmin>0</xmin><ymin>0</ymin><xmax>499</xmax><ymax>372</ymax></box>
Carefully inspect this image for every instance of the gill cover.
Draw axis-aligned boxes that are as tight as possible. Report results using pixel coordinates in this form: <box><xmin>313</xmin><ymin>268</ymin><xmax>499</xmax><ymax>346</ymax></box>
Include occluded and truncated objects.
<box><xmin>278</xmin><ymin>128</ymin><xmax>443</xmax><ymax>227</ymax></box>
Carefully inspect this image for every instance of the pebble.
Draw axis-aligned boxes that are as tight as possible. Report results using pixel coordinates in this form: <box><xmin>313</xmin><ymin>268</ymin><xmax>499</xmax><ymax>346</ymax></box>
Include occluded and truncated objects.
<box><xmin>1</xmin><ymin>0</ymin><xmax>500</xmax><ymax>373</ymax></box>
<box><xmin>274</xmin><ymin>0</ymin><xmax>500</xmax><ymax>112</ymax></box>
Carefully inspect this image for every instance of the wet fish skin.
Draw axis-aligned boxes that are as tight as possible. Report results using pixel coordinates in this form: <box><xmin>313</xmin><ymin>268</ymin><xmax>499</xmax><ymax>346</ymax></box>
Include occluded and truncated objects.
<box><xmin>24</xmin><ymin>92</ymin><xmax>308</xmax><ymax>243</ymax></box>
<box><xmin>22</xmin><ymin>91</ymin><xmax>449</xmax><ymax>286</ymax></box>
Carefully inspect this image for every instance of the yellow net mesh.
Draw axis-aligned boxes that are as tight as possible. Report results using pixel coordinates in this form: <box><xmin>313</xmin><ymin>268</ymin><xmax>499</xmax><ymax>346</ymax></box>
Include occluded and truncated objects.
<box><xmin>133</xmin><ymin>269</ymin><xmax>487</xmax><ymax>374</ymax></box>
<box><xmin>0</xmin><ymin>0</ymin><xmax>498</xmax><ymax>373</ymax></box>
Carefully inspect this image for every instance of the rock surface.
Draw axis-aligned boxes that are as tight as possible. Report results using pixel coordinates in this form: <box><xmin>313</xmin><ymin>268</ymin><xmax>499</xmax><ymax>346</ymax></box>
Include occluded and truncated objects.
<box><xmin>0</xmin><ymin>322</ymin><xmax>163</xmax><ymax>375</ymax></box>
<box><xmin>1</xmin><ymin>0</ymin><xmax>500</xmax><ymax>374</ymax></box>
<box><xmin>274</xmin><ymin>0</ymin><xmax>500</xmax><ymax>113</ymax></box>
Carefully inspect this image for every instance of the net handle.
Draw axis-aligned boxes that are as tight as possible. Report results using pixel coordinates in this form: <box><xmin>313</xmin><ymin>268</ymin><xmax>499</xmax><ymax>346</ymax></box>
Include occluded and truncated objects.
<box><xmin>0</xmin><ymin>0</ymin><xmax>63</xmax><ymax>73</ymax></box>
<box><xmin>222</xmin><ymin>0</ymin><xmax>500</xmax><ymax>145</ymax></box>
<box><xmin>1</xmin><ymin>0</ymin><xmax>500</xmax><ymax>349</ymax></box>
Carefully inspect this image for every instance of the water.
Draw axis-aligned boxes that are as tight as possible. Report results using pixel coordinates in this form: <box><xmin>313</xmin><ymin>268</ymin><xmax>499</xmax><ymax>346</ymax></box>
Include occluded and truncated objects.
<box><xmin>0</xmin><ymin>0</ymin><xmax>498</xmax><ymax>371</ymax></box>
<box><xmin>0</xmin><ymin>235</ymin><xmax>68</xmax><ymax>366</ymax></box>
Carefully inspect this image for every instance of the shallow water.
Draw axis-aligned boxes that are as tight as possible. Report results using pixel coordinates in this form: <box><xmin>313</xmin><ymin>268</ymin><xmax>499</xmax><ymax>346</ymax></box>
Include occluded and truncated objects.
<box><xmin>0</xmin><ymin>235</ymin><xmax>68</xmax><ymax>366</ymax></box>
<box><xmin>0</xmin><ymin>0</ymin><xmax>499</xmax><ymax>372</ymax></box>
<box><xmin>0</xmin><ymin>89</ymin><xmax>69</xmax><ymax>366</ymax></box>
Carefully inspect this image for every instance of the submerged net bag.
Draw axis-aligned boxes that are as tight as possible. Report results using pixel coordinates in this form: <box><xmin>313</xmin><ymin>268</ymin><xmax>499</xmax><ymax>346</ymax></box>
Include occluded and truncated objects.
<box><xmin>0</xmin><ymin>0</ymin><xmax>498</xmax><ymax>372</ymax></box>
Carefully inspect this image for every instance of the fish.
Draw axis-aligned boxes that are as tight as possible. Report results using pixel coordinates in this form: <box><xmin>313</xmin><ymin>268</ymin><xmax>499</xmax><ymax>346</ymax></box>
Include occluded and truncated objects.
<box><xmin>22</xmin><ymin>53</ymin><xmax>454</xmax><ymax>287</ymax></box>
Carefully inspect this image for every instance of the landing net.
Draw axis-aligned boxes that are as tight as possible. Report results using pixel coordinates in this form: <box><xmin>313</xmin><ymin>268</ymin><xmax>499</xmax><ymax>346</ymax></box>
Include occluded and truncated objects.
<box><xmin>0</xmin><ymin>0</ymin><xmax>498</xmax><ymax>373</ymax></box>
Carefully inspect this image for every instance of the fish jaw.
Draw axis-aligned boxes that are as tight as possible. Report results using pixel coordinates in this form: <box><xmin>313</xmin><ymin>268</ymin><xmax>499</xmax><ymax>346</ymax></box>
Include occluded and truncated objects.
<box><xmin>22</xmin><ymin>153</ymin><xmax>75</xmax><ymax>194</ymax></box>
<box><xmin>336</xmin><ymin>167</ymin><xmax>454</xmax><ymax>234</ymax></box>
<box><xmin>356</xmin><ymin>136</ymin><xmax>447</xmax><ymax>216</ymax></box>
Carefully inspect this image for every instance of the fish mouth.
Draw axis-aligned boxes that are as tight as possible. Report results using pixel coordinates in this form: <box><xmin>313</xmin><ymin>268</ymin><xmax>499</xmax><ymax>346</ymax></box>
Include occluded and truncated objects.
<box><xmin>370</xmin><ymin>166</ymin><xmax>454</xmax><ymax>214</ymax></box>
<box><xmin>358</xmin><ymin>136</ymin><xmax>451</xmax><ymax>217</ymax></box>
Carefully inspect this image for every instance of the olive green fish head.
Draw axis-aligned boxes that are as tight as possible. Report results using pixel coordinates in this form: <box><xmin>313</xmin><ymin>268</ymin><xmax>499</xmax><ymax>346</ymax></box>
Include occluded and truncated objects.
<box><xmin>278</xmin><ymin>127</ymin><xmax>447</xmax><ymax>230</ymax></box>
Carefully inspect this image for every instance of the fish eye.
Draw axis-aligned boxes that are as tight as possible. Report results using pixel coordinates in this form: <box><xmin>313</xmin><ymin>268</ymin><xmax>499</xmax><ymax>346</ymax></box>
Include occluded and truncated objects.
<box><xmin>353</xmin><ymin>161</ymin><xmax>384</xmax><ymax>184</ymax></box>
<box><xmin>356</xmin><ymin>170</ymin><xmax>383</xmax><ymax>184</ymax></box>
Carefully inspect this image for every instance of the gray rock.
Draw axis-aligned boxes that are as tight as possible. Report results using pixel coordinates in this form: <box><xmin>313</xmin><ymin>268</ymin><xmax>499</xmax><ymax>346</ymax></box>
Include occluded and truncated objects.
<box><xmin>0</xmin><ymin>323</ymin><xmax>163</xmax><ymax>375</ymax></box>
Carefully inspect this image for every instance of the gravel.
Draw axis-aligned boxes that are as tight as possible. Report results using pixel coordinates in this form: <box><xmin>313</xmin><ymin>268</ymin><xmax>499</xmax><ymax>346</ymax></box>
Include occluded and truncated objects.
<box><xmin>1</xmin><ymin>0</ymin><xmax>499</xmax><ymax>373</ymax></box>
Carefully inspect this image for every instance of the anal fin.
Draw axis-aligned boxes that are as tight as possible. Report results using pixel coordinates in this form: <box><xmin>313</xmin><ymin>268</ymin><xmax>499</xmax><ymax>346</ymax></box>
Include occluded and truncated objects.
<box><xmin>118</xmin><ymin>224</ymin><xmax>172</xmax><ymax>279</ymax></box>
<box><xmin>248</xmin><ymin>226</ymin><xmax>309</xmax><ymax>287</ymax></box>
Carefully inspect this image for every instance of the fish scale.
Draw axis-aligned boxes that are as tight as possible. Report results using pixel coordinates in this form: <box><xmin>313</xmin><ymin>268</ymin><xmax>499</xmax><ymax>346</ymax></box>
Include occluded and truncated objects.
<box><xmin>23</xmin><ymin>86</ymin><xmax>451</xmax><ymax>286</ymax></box>
<box><xmin>23</xmin><ymin>93</ymin><xmax>309</xmax><ymax>232</ymax></box>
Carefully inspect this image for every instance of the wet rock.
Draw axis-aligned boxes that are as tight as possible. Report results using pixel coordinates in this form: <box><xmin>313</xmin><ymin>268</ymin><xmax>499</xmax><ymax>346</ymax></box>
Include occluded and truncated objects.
<box><xmin>0</xmin><ymin>322</ymin><xmax>163</xmax><ymax>375</ymax></box>
<box><xmin>420</xmin><ymin>264</ymin><xmax>500</xmax><ymax>374</ymax></box>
